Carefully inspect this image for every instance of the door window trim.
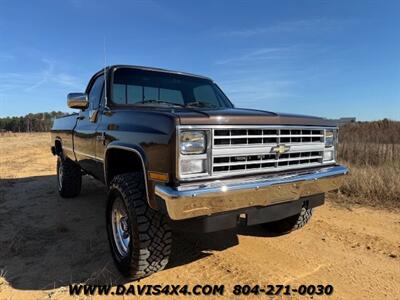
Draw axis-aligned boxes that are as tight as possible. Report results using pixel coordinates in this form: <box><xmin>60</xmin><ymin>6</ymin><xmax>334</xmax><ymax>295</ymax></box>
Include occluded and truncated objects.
<box><xmin>85</xmin><ymin>74</ymin><xmax>105</xmax><ymax>111</ymax></box>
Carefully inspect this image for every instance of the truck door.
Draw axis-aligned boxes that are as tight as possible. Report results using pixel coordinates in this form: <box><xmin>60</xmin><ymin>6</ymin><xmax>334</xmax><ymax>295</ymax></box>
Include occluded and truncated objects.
<box><xmin>73</xmin><ymin>74</ymin><xmax>104</xmax><ymax>176</ymax></box>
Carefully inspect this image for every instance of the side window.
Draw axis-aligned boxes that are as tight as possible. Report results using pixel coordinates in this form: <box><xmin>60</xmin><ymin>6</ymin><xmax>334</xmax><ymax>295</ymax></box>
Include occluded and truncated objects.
<box><xmin>88</xmin><ymin>75</ymin><xmax>104</xmax><ymax>110</ymax></box>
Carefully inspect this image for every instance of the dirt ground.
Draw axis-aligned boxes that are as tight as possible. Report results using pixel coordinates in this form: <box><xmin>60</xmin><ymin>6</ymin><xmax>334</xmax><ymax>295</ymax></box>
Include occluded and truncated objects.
<box><xmin>0</xmin><ymin>133</ymin><xmax>399</xmax><ymax>300</ymax></box>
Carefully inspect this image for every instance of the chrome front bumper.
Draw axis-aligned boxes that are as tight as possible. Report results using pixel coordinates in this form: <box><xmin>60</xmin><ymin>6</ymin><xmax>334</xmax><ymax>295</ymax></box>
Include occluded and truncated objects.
<box><xmin>155</xmin><ymin>165</ymin><xmax>348</xmax><ymax>220</ymax></box>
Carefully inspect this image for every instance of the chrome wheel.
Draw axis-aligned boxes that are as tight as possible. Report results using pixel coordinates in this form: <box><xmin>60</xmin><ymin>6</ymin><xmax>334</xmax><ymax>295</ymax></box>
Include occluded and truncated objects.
<box><xmin>111</xmin><ymin>197</ymin><xmax>130</xmax><ymax>257</ymax></box>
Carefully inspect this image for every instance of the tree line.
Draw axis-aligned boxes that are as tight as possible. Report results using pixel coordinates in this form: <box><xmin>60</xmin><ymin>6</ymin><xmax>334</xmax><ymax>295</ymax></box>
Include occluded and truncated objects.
<box><xmin>0</xmin><ymin>111</ymin><xmax>67</xmax><ymax>132</ymax></box>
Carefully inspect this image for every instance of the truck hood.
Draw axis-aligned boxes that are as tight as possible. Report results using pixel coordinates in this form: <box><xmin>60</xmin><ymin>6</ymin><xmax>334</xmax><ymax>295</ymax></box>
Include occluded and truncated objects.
<box><xmin>174</xmin><ymin>107</ymin><xmax>336</xmax><ymax>127</ymax></box>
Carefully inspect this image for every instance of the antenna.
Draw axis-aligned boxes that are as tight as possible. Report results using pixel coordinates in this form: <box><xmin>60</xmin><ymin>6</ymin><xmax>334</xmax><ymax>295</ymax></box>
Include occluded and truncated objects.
<box><xmin>103</xmin><ymin>36</ymin><xmax>108</xmax><ymax>104</ymax></box>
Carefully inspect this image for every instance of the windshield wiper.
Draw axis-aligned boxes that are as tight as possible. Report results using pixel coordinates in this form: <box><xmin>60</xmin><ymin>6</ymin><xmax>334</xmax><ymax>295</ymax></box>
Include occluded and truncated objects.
<box><xmin>185</xmin><ymin>101</ymin><xmax>217</xmax><ymax>108</ymax></box>
<box><xmin>135</xmin><ymin>99</ymin><xmax>185</xmax><ymax>108</ymax></box>
<box><xmin>134</xmin><ymin>99</ymin><xmax>218</xmax><ymax>110</ymax></box>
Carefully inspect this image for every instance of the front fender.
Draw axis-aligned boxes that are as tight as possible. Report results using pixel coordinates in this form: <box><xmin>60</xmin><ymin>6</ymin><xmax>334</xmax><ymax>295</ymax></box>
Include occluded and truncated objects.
<box><xmin>104</xmin><ymin>142</ymin><xmax>157</xmax><ymax>209</ymax></box>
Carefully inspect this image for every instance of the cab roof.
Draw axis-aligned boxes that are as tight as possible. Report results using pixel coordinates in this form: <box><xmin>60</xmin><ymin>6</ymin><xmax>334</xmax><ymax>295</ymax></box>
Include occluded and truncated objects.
<box><xmin>96</xmin><ymin>65</ymin><xmax>213</xmax><ymax>81</ymax></box>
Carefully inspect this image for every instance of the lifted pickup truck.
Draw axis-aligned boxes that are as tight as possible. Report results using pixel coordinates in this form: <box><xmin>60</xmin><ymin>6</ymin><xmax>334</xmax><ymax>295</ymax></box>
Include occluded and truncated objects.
<box><xmin>51</xmin><ymin>65</ymin><xmax>348</xmax><ymax>279</ymax></box>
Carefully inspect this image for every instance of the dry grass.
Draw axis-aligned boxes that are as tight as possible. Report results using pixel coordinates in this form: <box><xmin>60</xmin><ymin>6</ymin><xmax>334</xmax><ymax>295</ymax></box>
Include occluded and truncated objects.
<box><xmin>338</xmin><ymin>163</ymin><xmax>400</xmax><ymax>208</ymax></box>
<box><xmin>337</xmin><ymin>120</ymin><xmax>400</xmax><ymax>209</ymax></box>
<box><xmin>0</xmin><ymin>132</ymin><xmax>54</xmax><ymax>180</ymax></box>
<box><xmin>338</xmin><ymin>119</ymin><xmax>400</xmax><ymax>165</ymax></box>
<box><xmin>0</xmin><ymin>131</ymin><xmax>18</xmax><ymax>137</ymax></box>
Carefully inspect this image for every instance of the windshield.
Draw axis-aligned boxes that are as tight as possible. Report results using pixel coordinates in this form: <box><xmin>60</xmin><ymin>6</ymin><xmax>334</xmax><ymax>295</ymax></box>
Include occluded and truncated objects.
<box><xmin>111</xmin><ymin>68</ymin><xmax>233</xmax><ymax>108</ymax></box>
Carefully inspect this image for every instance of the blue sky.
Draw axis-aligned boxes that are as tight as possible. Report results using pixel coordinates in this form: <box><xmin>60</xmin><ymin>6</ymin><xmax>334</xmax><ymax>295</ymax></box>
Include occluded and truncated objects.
<box><xmin>0</xmin><ymin>0</ymin><xmax>399</xmax><ymax>120</ymax></box>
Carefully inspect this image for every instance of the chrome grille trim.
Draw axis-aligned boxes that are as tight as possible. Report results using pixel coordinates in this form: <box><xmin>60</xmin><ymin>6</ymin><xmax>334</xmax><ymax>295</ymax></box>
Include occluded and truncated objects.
<box><xmin>176</xmin><ymin>125</ymin><xmax>337</xmax><ymax>181</ymax></box>
<box><xmin>213</xmin><ymin>128</ymin><xmax>324</xmax><ymax>147</ymax></box>
<box><xmin>213</xmin><ymin>151</ymin><xmax>323</xmax><ymax>174</ymax></box>
<box><xmin>210</xmin><ymin>126</ymin><xmax>332</xmax><ymax>177</ymax></box>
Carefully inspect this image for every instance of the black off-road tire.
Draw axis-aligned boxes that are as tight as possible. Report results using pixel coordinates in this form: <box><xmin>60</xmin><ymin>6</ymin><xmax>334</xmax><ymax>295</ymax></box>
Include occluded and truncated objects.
<box><xmin>57</xmin><ymin>156</ymin><xmax>82</xmax><ymax>198</ymax></box>
<box><xmin>106</xmin><ymin>172</ymin><xmax>172</xmax><ymax>279</ymax></box>
<box><xmin>263</xmin><ymin>207</ymin><xmax>313</xmax><ymax>234</ymax></box>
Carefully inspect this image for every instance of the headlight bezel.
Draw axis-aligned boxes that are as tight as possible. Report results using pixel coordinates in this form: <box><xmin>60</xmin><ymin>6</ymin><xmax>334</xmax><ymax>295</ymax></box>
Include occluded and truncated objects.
<box><xmin>177</xmin><ymin>128</ymin><xmax>211</xmax><ymax>180</ymax></box>
<box><xmin>179</xmin><ymin>130</ymin><xmax>207</xmax><ymax>155</ymax></box>
<box><xmin>323</xmin><ymin>128</ymin><xmax>338</xmax><ymax>162</ymax></box>
<box><xmin>324</xmin><ymin>129</ymin><xmax>336</xmax><ymax>147</ymax></box>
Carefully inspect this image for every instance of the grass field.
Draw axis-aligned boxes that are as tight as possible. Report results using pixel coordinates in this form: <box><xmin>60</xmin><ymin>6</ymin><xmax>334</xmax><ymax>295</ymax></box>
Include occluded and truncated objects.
<box><xmin>337</xmin><ymin>120</ymin><xmax>400</xmax><ymax>208</ymax></box>
<box><xmin>0</xmin><ymin>131</ymin><xmax>399</xmax><ymax>299</ymax></box>
<box><xmin>2</xmin><ymin>120</ymin><xmax>399</xmax><ymax>209</ymax></box>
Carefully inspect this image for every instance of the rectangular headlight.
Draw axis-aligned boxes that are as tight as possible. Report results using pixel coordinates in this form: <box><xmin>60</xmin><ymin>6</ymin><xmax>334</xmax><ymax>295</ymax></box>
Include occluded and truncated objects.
<box><xmin>180</xmin><ymin>159</ymin><xmax>206</xmax><ymax>174</ymax></box>
<box><xmin>323</xmin><ymin>150</ymin><xmax>334</xmax><ymax>161</ymax></box>
<box><xmin>325</xmin><ymin>129</ymin><xmax>336</xmax><ymax>147</ymax></box>
<box><xmin>180</xmin><ymin>131</ymin><xmax>206</xmax><ymax>154</ymax></box>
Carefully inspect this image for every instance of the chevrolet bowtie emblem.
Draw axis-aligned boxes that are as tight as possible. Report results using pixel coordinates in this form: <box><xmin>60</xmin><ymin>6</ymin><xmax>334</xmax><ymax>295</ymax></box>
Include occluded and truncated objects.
<box><xmin>271</xmin><ymin>144</ymin><xmax>290</xmax><ymax>155</ymax></box>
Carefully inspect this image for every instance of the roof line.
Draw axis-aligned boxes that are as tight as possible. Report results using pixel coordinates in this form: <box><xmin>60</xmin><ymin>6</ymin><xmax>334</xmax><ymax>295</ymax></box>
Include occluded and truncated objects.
<box><xmin>97</xmin><ymin>65</ymin><xmax>213</xmax><ymax>81</ymax></box>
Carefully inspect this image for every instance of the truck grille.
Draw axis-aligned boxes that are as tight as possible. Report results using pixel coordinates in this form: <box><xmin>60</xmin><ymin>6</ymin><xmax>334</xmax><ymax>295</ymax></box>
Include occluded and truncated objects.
<box><xmin>212</xmin><ymin>127</ymin><xmax>325</xmax><ymax>176</ymax></box>
<box><xmin>214</xmin><ymin>128</ymin><xmax>323</xmax><ymax>146</ymax></box>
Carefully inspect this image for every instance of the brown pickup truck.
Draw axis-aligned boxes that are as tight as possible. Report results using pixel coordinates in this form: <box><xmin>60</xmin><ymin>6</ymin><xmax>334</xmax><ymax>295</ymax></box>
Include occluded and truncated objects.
<box><xmin>51</xmin><ymin>65</ymin><xmax>348</xmax><ymax>279</ymax></box>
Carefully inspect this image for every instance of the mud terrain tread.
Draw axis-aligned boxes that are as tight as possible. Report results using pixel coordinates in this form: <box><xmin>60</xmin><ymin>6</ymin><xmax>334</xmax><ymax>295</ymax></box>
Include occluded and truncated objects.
<box><xmin>57</xmin><ymin>157</ymin><xmax>82</xmax><ymax>198</ymax></box>
<box><xmin>292</xmin><ymin>207</ymin><xmax>313</xmax><ymax>230</ymax></box>
<box><xmin>264</xmin><ymin>207</ymin><xmax>313</xmax><ymax>234</ymax></box>
<box><xmin>108</xmin><ymin>173</ymin><xmax>171</xmax><ymax>279</ymax></box>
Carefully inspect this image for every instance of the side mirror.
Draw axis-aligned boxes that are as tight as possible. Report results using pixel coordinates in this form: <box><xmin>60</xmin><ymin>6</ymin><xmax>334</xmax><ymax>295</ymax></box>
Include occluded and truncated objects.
<box><xmin>67</xmin><ymin>93</ymin><xmax>89</xmax><ymax>109</ymax></box>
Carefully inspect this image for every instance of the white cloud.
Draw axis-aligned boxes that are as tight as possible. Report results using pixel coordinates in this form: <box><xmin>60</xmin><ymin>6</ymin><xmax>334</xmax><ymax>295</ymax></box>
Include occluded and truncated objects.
<box><xmin>68</xmin><ymin>0</ymin><xmax>161</xmax><ymax>9</ymax></box>
<box><xmin>52</xmin><ymin>73</ymin><xmax>82</xmax><ymax>88</ymax></box>
<box><xmin>215</xmin><ymin>46</ymin><xmax>296</xmax><ymax>65</ymax></box>
<box><xmin>219</xmin><ymin>77</ymin><xmax>297</xmax><ymax>107</ymax></box>
<box><xmin>0</xmin><ymin>58</ymin><xmax>84</xmax><ymax>94</ymax></box>
<box><xmin>0</xmin><ymin>53</ymin><xmax>14</xmax><ymax>62</ymax></box>
<box><xmin>222</xmin><ymin>18</ymin><xmax>354</xmax><ymax>38</ymax></box>
<box><xmin>25</xmin><ymin>59</ymin><xmax>55</xmax><ymax>91</ymax></box>
<box><xmin>68</xmin><ymin>0</ymin><xmax>82</xmax><ymax>9</ymax></box>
